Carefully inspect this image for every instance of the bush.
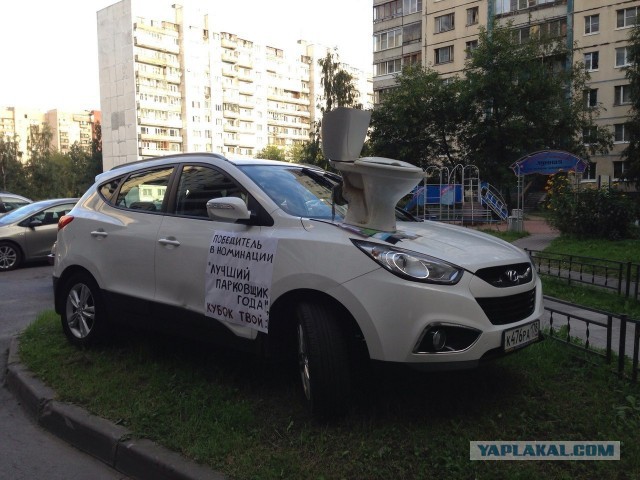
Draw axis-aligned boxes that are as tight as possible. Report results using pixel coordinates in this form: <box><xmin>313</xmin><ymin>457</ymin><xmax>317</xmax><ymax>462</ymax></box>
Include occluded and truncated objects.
<box><xmin>545</xmin><ymin>174</ymin><xmax>638</xmax><ymax>239</ymax></box>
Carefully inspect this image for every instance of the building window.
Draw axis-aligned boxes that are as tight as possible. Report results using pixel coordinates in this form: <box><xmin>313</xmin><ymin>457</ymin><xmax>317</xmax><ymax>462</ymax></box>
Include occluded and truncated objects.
<box><xmin>617</xmin><ymin>7</ymin><xmax>639</xmax><ymax>28</ymax></box>
<box><xmin>467</xmin><ymin>7</ymin><xmax>479</xmax><ymax>26</ymax></box>
<box><xmin>403</xmin><ymin>0</ymin><xmax>422</xmax><ymax>15</ymax></box>
<box><xmin>614</xmin><ymin>85</ymin><xmax>631</xmax><ymax>105</ymax></box>
<box><xmin>585</xmin><ymin>15</ymin><xmax>599</xmax><ymax>34</ymax></box>
<box><xmin>465</xmin><ymin>40</ymin><xmax>479</xmax><ymax>59</ymax></box>
<box><xmin>374</xmin><ymin>58</ymin><xmax>402</xmax><ymax>76</ymax></box>
<box><xmin>495</xmin><ymin>0</ymin><xmax>555</xmax><ymax>15</ymax></box>
<box><xmin>614</xmin><ymin>123</ymin><xmax>630</xmax><ymax>143</ymax></box>
<box><xmin>374</xmin><ymin>28</ymin><xmax>402</xmax><ymax>52</ymax></box>
<box><xmin>403</xmin><ymin>22</ymin><xmax>421</xmax><ymax>45</ymax></box>
<box><xmin>373</xmin><ymin>0</ymin><xmax>402</xmax><ymax>21</ymax></box>
<box><xmin>615</xmin><ymin>47</ymin><xmax>630</xmax><ymax>67</ymax></box>
<box><xmin>613</xmin><ymin>160</ymin><xmax>629</xmax><ymax>179</ymax></box>
<box><xmin>403</xmin><ymin>53</ymin><xmax>421</xmax><ymax>66</ymax></box>
<box><xmin>585</xmin><ymin>161</ymin><xmax>597</xmax><ymax>180</ymax></box>
<box><xmin>435</xmin><ymin>13</ymin><xmax>455</xmax><ymax>33</ymax></box>
<box><xmin>584</xmin><ymin>88</ymin><xmax>598</xmax><ymax>108</ymax></box>
<box><xmin>584</xmin><ymin>51</ymin><xmax>599</xmax><ymax>71</ymax></box>
<box><xmin>582</xmin><ymin>127</ymin><xmax>597</xmax><ymax>145</ymax></box>
<box><xmin>434</xmin><ymin>46</ymin><xmax>453</xmax><ymax>65</ymax></box>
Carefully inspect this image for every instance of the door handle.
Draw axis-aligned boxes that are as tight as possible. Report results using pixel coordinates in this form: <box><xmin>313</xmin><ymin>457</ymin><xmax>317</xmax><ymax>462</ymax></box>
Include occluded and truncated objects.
<box><xmin>90</xmin><ymin>230</ymin><xmax>108</xmax><ymax>238</ymax></box>
<box><xmin>158</xmin><ymin>237</ymin><xmax>181</xmax><ymax>247</ymax></box>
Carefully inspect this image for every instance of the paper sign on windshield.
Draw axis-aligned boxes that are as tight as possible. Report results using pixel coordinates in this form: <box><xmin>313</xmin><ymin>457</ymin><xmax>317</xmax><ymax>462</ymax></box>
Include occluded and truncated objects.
<box><xmin>205</xmin><ymin>231</ymin><xmax>277</xmax><ymax>333</ymax></box>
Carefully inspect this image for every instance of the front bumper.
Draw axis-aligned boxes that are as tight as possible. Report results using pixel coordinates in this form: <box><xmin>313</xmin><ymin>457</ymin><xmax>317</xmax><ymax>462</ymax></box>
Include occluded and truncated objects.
<box><xmin>330</xmin><ymin>267</ymin><xmax>545</xmax><ymax>365</ymax></box>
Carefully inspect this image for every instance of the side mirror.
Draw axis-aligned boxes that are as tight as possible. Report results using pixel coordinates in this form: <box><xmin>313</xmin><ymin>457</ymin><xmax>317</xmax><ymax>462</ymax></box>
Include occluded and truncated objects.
<box><xmin>206</xmin><ymin>197</ymin><xmax>251</xmax><ymax>222</ymax></box>
<box><xmin>28</xmin><ymin>219</ymin><xmax>43</xmax><ymax>228</ymax></box>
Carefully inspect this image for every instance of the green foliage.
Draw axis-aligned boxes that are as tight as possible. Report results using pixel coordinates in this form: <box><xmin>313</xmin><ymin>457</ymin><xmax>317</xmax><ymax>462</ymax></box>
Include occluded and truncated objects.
<box><xmin>257</xmin><ymin>145</ymin><xmax>286</xmax><ymax>161</ymax></box>
<box><xmin>544</xmin><ymin>174</ymin><xmax>638</xmax><ymax>239</ymax></box>
<box><xmin>369</xmin><ymin>65</ymin><xmax>470</xmax><ymax>168</ymax></box>
<box><xmin>370</xmin><ymin>22</ymin><xmax>612</xmax><ymax>189</ymax></box>
<box><xmin>0</xmin><ymin>122</ymin><xmax>103</xmax><ymax>199</ymax></box>
<box><xmin>0</xmin><ymin>133</ymin><xmax>28</xmax><ymax>193</ymax></box>
<box><xmin>318</xmin><ymin>49</ymin><xmax>360</xmax><ymax>113</ymax></box>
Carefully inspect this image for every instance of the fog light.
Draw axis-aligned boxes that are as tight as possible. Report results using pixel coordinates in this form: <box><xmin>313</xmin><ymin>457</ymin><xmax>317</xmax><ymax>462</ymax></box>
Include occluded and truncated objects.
<box><xmin>428</xmin><ymin>329</ymin><xmax>447</xmax><ymax>351</ymax></box>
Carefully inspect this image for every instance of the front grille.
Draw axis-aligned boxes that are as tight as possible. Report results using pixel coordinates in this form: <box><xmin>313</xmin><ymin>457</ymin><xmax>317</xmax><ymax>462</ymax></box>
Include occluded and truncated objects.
<box><xmin>475</xmin><ymin>288</ymin><xmax>536</xmax><ymax>325</ymax></box>
<box><xmin>475</xmin><ymin>262</ymin><xmax>533</xmax><ymax>288</ymax></box>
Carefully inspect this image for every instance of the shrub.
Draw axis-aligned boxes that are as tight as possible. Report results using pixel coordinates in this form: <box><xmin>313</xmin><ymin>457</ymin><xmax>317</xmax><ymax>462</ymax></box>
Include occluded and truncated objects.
<box><xmin>545</xmin><ymin>174</ymin><xmax>638</xmax><ymax>239</ymax></box>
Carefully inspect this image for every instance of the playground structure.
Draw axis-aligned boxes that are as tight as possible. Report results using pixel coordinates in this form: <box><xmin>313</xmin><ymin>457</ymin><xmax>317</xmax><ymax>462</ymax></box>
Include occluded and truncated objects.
<box><xmin>403</xmin><ymin>164</ymin><xmax>510</xmax><ymax>225</ymax></box>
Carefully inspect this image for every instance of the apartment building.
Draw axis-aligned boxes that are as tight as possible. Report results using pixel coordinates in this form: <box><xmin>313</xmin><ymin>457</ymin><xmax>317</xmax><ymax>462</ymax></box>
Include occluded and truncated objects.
<box><xmin>372</xmin><ymin>0</ymin><xmax>640</xmax><ymax>184</ymax></box>
<box><xmin>97</xmin><ymin>0</ymin><xmax>373</xmax><ymax>170</ymax></box>
<box><xmin>0</xmin><ymin>106</ymin><xmax>100</xmax><ymax>162</ymax></box>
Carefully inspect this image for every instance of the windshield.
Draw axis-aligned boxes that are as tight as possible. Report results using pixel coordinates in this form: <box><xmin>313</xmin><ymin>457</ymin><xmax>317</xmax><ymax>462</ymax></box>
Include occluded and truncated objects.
<box><xmin>239</xmin><ymin>165</ymin><xmax>347</xmax><ymax>220</ymax></box>
<box><xmin>0</xmin><ymin>202</ymin><xmax>46</xmax><ymax>225</ymax></box>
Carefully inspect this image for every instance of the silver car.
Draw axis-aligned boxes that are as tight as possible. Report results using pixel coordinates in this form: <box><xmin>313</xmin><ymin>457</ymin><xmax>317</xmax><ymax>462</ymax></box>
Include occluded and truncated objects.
<box><xmin>0</xmin><ymin>198</ymin><xmax>78</xmax><ymax>271</ymax></box>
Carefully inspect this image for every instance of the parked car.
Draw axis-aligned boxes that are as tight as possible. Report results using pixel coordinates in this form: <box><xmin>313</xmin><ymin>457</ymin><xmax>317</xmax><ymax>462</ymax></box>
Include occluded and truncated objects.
<box><xmin>0</xmin><ymin>198</ymin><xmax>78</xmax><ymax>271</ymax></box>
<box><xmin>0</xmin><ymin>192</ymin><xmax>32</xmax><ymax>218</ymax></box>
<box><xmin>52</xmin><ymin>151</ymin><xmax>543</xmax><ymax>418</ymax></box>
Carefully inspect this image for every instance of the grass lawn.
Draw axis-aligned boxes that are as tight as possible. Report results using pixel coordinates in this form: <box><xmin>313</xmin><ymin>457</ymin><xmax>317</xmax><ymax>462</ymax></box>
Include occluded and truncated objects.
<box><xmin>19</xmin><ymin>311</ymin><xmax>640</xmax><ymax>480</ymax></box>
<box><xmin>545</xmin><ymin>237</ymin><xmax>640</xmax><ymax>264</ymax></box>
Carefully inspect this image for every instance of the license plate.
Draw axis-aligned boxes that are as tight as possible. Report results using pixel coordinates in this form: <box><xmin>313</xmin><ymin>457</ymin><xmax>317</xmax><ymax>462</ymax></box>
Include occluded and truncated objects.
<box><xmin>503</xmin><ymin>320</ymin><xmax>540</xmax><ymax>352</ymax></box>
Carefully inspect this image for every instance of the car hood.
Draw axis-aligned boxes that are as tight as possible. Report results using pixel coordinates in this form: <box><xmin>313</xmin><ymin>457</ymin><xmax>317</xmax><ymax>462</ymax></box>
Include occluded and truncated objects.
<box><xmin>344</xmin><ymin>220</ymin><xmax>529</xmax><ymax>272</ymax></box>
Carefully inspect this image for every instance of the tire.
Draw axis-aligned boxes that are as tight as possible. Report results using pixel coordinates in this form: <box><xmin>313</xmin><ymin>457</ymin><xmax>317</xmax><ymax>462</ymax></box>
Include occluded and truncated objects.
<box><xmin>296</xmin><ymin>301</ymin><xmax>351</xmax><ymax>419</ymax></box>
<box><xmin>60</xmin><ymin>272</ymin><xmax>110</xmax><ymax>346</ymax></box>
<box><xmin>0</xmin><ymin>241</ymin><xmax>22</xmax><ymax>271</ymax></box>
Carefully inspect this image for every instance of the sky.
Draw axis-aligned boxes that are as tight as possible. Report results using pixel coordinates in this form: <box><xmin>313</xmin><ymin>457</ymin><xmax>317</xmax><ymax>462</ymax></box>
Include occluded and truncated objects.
<box><xmin>0</xmin><ymin>0</ymin><xmax>372</xmax><ymax>112</ymax></box>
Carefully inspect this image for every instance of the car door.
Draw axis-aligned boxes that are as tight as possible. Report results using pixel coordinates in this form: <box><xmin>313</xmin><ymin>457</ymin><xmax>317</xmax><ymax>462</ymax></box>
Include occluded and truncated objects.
<box><xmin>88</xmin><ymin>166</ymin><xmax>174</xmax><ymax>304</ymax></box>
<box><xmin>23</xmin><ymin>202</ymin><xmax>76</xmax><ymax>259</ymax></box>
<box><xmin>155</xmin><ymin>163</ymin><xmax>261</xmax><ymax>338</ymax></box>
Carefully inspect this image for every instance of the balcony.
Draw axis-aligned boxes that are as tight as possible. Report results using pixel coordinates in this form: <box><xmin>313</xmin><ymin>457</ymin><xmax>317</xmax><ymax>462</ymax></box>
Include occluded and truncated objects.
<box><xmin>221</xmin><ymin>37</ymin><xmax>237</xmax><ymax>49</ymax></box>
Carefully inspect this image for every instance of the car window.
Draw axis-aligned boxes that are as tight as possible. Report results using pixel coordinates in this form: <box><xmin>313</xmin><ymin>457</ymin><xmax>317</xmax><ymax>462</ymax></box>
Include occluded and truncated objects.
<box><xmin>240</xmin><ymin>165</ymin><xmax>347</xmax><ymax>219</ymax></box>
<box><xmin>174</xmin><ymin>165</ymin><xmax>248</xmax><ymax>218</ymax></box>
<box><xmin>31</xmin><ymin>203</ymin><xmax>76</xmax><ymax>225</ymax></box>
<box><xmin>114</xmin><ymin>167</ymin><xmax>173</xmax><ymax>212</ymax></box>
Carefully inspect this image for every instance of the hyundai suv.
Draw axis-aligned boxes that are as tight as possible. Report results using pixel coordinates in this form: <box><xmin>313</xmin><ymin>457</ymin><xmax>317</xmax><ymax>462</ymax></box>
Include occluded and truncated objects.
<box><xmin>53</xmin><ymin>153</ymin><xmax>543</xmax><ymax>418</ymax></box>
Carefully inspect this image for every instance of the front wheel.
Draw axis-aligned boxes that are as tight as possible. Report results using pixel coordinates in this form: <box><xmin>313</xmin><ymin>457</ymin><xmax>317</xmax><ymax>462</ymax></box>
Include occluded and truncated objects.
<box><xmin>0</xmin><ymin>242</ymin><xmax>22</xmax><ymax>271</ymax></box>
<box><xmin>60</xmin><ymin>272</ymin><xmax>110</xmax><ymax>346</ymax></box>
<box><xmin>296</xmin><ymin>301</ymin><xmax>351</xmax><ymax>419</ymax></box>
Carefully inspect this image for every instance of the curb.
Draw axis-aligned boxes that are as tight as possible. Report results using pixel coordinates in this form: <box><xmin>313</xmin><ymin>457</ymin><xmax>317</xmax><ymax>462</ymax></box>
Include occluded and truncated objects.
<box><xmin>5</xmin><ymin>336</ymin><xmax>227</xmax><ymax>480</ymax></box>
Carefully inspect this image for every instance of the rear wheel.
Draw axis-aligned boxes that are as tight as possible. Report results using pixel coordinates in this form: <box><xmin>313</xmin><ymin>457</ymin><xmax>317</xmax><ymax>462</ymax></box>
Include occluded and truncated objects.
<box><xmin>0</xmin><ymin>242</ymin><xmax>22</xmax><ymax>271</ymax></box>
<box><xmin>296</xmin><ymin>301</ymin><xmax>351</xmax><ymax>419</ymax></box>
<box><xmin>60</xmin><ymin>272</ymin><xmax>110</xmax><ymax>346</ymax></box>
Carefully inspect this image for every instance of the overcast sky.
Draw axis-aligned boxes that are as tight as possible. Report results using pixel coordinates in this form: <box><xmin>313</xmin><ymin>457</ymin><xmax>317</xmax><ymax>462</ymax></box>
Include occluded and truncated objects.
<box><xmin>0</xmin><ymin>0</ymin><xmax>372</xmax><ymax>111</ymax></box>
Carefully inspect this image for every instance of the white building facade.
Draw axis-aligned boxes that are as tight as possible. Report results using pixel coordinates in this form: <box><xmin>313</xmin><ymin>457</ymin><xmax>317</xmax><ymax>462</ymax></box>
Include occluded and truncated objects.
<box><xmin>97</xmin><ymin>0</ymin><xmax>372</xmax><ymax>170</ymax></box>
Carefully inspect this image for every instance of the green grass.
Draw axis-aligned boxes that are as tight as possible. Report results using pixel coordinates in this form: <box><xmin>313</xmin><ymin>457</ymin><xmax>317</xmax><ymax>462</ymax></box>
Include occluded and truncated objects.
<box><xmin>19</xmin><ymin>312</ymin><xmax>640</xmax><ymax>480</ymax></box>
<box><xmin>545</xmin><ymin>236</ymin><xmax>640</xmax><ymax>263</ymax></box>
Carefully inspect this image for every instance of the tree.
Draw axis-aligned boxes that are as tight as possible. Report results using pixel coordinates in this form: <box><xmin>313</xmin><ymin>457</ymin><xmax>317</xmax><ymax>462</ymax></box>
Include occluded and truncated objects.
<box><xmin>369</xmin><ymin>65</ymin><xmax>471</xmax><ymax>168</ymax></box>
<box><xmin>318</xmin><ymin>49</ymin><xmax>361</xmax><ymax>114</ymax></box>
<box><xmin>369</xmin><ymin>23</ymin><xmax>612</xmax><ymax>190</ymax></box>
<box><xmin>0</xmin><ymin>133</ymin><xmax>27</xmax><ymax>193</ymax></box>
<box><xmin>300</xmin><ymin>49</ymin><xmax>362</xmax><ymax>170</ymax></box>
<box><xmin>24</xmin><ymin>124</ymin><xmax>55</xmax><ymax>199</ymax></box>
<box><xmin>257</xmin><ymin>145</ymin><xmax>286</xmax><ymax>161</ymax></box>
<box><xmin>622</xmin><ymin>23</ymin><xmax>640</xmax><ymax>188</ymax></box>
<box><xmin>463</xmin><ymin>23</ymin><xmax>611</xmax><ymax>187</ymax></box>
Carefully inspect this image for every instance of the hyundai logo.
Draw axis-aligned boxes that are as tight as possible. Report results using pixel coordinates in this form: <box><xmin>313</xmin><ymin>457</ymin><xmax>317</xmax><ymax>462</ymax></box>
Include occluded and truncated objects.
<box><xmin>503</xmin><ymin>267</ymin><xmax>531</xmax><ymax>284</ymax></box>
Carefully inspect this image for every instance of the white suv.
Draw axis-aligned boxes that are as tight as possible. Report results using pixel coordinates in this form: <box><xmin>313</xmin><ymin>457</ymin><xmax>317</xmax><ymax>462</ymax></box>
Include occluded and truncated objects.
<box><xmin>53</xmin><ymin>152</ymin><xmax>543</xmax><ymax>418</ymax></box>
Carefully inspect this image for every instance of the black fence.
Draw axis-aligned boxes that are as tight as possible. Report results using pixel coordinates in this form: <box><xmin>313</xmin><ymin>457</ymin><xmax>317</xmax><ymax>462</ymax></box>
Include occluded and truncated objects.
<box><xmin>526</xmin><ymin>249</ymin><xmax>640</xmax><ymax>302</ymax></box>
<box><xmin>543</xmin><ymin>296</ymin><xmax>640</xmax><ymax>382</ymax></box>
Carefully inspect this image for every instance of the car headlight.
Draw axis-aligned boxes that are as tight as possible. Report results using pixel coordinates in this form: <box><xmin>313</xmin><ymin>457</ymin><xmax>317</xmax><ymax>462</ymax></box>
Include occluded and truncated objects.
<box><xmin>352</xmin><ymin>240</ymin><xmax>463</xmax><ymax>285</ymax></box>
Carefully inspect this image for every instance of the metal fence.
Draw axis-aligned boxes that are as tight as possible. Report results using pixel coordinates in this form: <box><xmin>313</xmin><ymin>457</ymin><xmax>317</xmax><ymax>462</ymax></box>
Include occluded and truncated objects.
<box><xmin>527</xmin><ymin>249</ymin><xmax>640</xmax><ymax>301</ymax></box>
<box><xmin>543</xmin><ymin>296</ymin><xmax>640</xmax><ymax>382</ymax></box>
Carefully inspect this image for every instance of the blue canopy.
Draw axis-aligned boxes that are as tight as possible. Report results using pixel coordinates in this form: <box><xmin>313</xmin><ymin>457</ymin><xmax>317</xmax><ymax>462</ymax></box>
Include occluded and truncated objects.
<box><xmin>510</xmin><ymin>150</ymin><xmax>588</xmax><ymax>176</ymax></box>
